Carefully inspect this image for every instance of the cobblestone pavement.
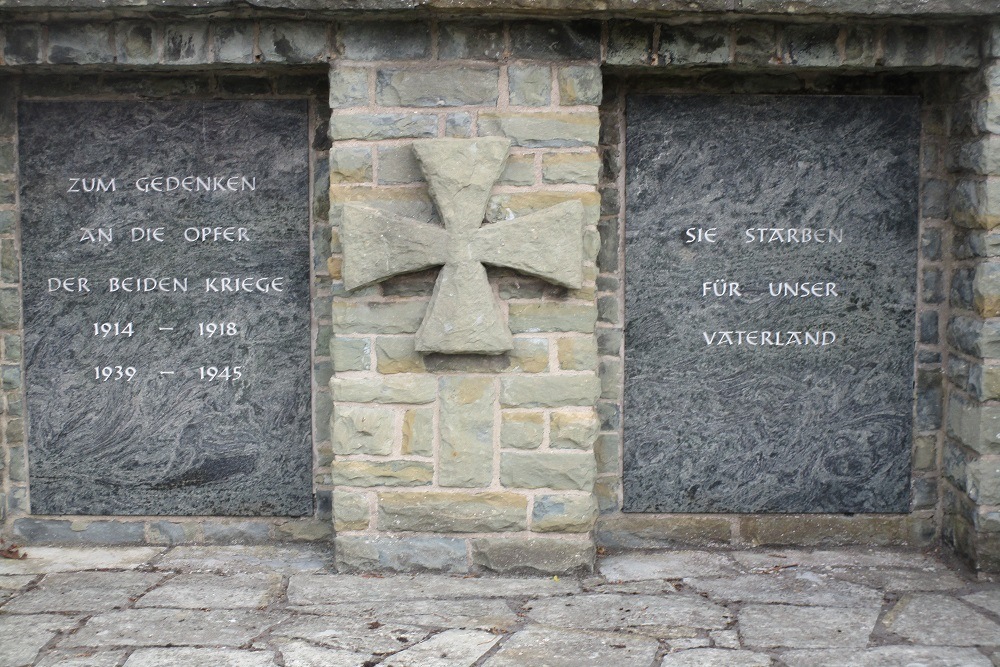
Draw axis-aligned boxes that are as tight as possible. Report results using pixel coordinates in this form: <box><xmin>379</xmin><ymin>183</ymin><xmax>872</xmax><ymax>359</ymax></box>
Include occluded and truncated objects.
<box><xmin>1</xmin><ymin>545</ymin><xmax>998</xmax><ymax>666</ymax></box>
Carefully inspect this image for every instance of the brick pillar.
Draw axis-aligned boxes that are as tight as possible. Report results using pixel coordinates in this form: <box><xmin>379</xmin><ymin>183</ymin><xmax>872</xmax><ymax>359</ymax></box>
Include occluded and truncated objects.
<box><xmin>325</xmin><ymin>21</ymin><xmax>603</xmax><ymax>573</ymax></box>
<box><xmin>944</xmin><ymin>24</ymin><xmax>1000</xmax><ymax>573</ymax></box>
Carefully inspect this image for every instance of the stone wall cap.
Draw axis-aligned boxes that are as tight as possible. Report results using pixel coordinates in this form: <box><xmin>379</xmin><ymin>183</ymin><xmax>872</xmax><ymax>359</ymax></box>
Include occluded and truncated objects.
<box><xmin>0</xmin><ymin>0</ymin><xmax>998</xmax><ymax>19</ymax></box>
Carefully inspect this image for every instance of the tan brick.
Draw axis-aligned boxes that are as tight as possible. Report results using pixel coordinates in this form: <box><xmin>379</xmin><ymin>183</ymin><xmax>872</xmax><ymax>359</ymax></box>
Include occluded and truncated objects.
<box><xmin>439</xmin><ymin>376</ymin><xmax>495</xmax><ymax>487</ymax></box>
<box><xmin>331</xmin><ymin>374</ymin><xmax>437</xmax><ymax>404</ymax></box>
<box><xmin>378</xmin><ymin>491</ymin><xmax>527</xmax><ymax>532</ymax></box>
<box><xmin>332</xmin><ymin>405</ymin><xmax>395</xmax><ymax>455</ymax></box>
<box><xmin>550</xmin><ymin>409</ymin><xmax>599</xmax><ymax>450</ymax></box>
<box><xmin>478</xmin><ymin>111</ymin><xmax>599</xmax><ymax>148</ymax></box>
<box><xmin>500</xmin><ymin>451</ymin><xmax>596</xmax><ymax>490</ymax></box>
<box><xmin>498</xmin><ymin>154</ymin><xmax>536</xmax><ymax>186</ymax></box>
<box><xmin>508</xmin><ymin>303</ymin><xmax>597</xmax><ymax>334</ymax></box>
<box><xmin>401</xmin><ymin>408</ymin><xmax>434</xmax><ymax>456</ymax></box>
<box><xmin>331</xmin><ymin>460</ymin><xmax>434</xmax><ymax>487</ymax></box>
<box><xmin>376</xmin><ymin>336</ymin><xmax>426</xmax><ymax>373</ymax></box>
<box><xmin>542</xmin><ymin>152</ymin><xmax>599</xmax><ymax>185</ymax></box>
<box><xmin>332</xmin><ymin>301</ymin><xmax>427</xmax><ymax>334</ymax></box>
<box><xmin>509</xmin><ymin>338</ymin><xmax>549</xmax><ymax>372</ymax></box>
<box><xmin>557</xmin><ymin>336</ymin><xmax>598</xmax><ymax>370</ymax></box>
<box><xmin>333</xmin><ymin>490</ymin><xmax>371</xmax><ymax>531</ymax></box>
<box><xmin>500</xmin><ymin>374</ymin><xmax>600</xmax><ymax>408</ymax></box>
<box><xmin>501</xmin><ymin>410</ymin><xmax>544</xmax><ymax>449</ymax></box>
<box><xmin>329</xmin><ymin>146</ymin><xmax>372</xmax><ymax>184</ymax></box>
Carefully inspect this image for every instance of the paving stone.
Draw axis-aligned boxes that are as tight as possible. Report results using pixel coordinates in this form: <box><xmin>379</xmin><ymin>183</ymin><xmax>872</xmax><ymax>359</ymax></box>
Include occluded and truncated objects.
<box><xmin>964</xmin><ymin>589</ymin><xmax>1000</xmax><ymax>615</ymax></box>
<box><xmin>63</xmin><ymin>608</ymin><xmax>284</xmax><ymax>647</ymax></box>
<box><xmin>781</xmin><ymin>646</ymin><xmax>994</xmax><ymax>667</ymax></box>
<box><xmin>36</xmin><ymin>649</ymin><xmax>128</xmax><ymax>667</ymax></box>
<box><xmin>659</xmin><ymin>649</ymin><xmax>773</xmax><ymax>666</ymax></box>
<box><xmin>600</xmin><ymin>552</ymin><xmax>739</xmax><ymax>581</ymax></box>
<box><xmin>882</xmin><ymin>594</ymin><xmax>1000</xmax><ymax>645</ymax></box>
<box><xmin>155</xmin><ymin>545</ymin><xmax>333</xmax><ymax>573</ymax></box>
<box><xmin>829</xmin><ymin>566</ymin><xmax>965</xmax><ymax>591</ymax></box>
<box><xmin>687</xmin><ymin>572</ymin><xmax>883</xmax><ymax>607</ymax></box>
<box><xmin>383</xmin><ymin>629</ymin><xmax>500</xmax><ymax>666</ymax></box>
<box><xmin>484</xmin><ymin>627</ymin><xmax>659</xmax><ymax>666</ymax></box>
<box><xmin>286</xmin><ymin>599</ymin><xmax>519</xmax><ymax>631</ymax></box>
<box><xmin>739</xmin><ymin>605</ymin><xmax>879</xmax><ymax>648</ymax></box>
<box><xmin>276</xmin><ymin>640</ymin><xmax>369</xmax><ymax>667</ymax></box>
<box><xmin>525</xmin><ymin>593</ymin><xmax>731</xmax><ymax>636</ymax></box>
<box><xmin>136</xmin><ymin>572</ymin><xmax>283</xmax><ymax>608</ymax></box>
<box><xmin>0</xmin><ymin>547</ymin><xmax>162</xmax><ymax>574</ymax></box>
<box><xmin>0</xmin><ymin>614</ymin><xmax>79</xmax><ymax>667</ymax></box>
<box><xmin>3</xmin><ymin>571</ymin><xmax>163</xmax><ymax>613</ymax></box>
<box><xmin>0</xmin><ymin>574</ymin><xmax>35</xmax><ymax>590</ymax></box>
<box><xmin>709</xmin><ymin>629</ymin><xmax>741</xmax><ymax>649</ymax></box>
<box><xmin>731</xmin><ymin>548</ymin><xmax>941</xmax><ymax>570</ymax></box>
<box><xmin>288</xmin><ymin>574</ymin><xmax>578</xmax><ymax>604</ymax></box>
<box><xmin>123</xmin><ymin>648</ymin><xmax>278</xmax><ymax>666</ymax></box>
<box><xmin>271</xmin><ymin>614</ymin><xmax>429</xmax><ymax>653</ymax></box>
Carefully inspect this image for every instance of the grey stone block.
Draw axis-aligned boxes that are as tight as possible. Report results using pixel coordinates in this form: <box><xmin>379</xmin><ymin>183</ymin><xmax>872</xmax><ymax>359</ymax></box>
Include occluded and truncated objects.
<box><xmin>213</xmin><ymin>22</ymin><xmax>255</xmax><ymax>64</ymax></box>
<box><xmin>882</xmin><ymin>25</ymin><xmax>933</xmax><ymax>67</ymax></box>
<box><xmin>116</xmin><ymin>22</ymin><xmax>158</xmax><ymax>65</ymax></box>
<box><xmin>341</xmin><ymin>21</ymin><xmax>430</xmax><ymax>60</ymax></box>
<box><xmin>376</xmin><ymin>68</ymin><xmax>499</xmax><ymax>107</ymax></box>
<box><xmin>4</xmin><ymin>24</ymin><xmax>42</xmax><ymax>65</ymax></box>
<box><xmin>734</xmin><ymin>23</ymin><xmax>778</xmax><ymax>65</ymax></box>
<box><xmin>260</xmin><ymin>22</ymin><xmax>330</xmax><ymax>63</ymax></box>
<box><xmin>438</xmin><ymin>22</ymin><xmax>504</xmax><ymax>60</ymax></box>
<box><xmin>509</xmin><ymin>65</ymin><xmax>551</xmax><ymax>107</ymax></box>
<box><xmin>606</xmin><ymin>21</ymin><xmax>653</xmax><ymax>66</ymax></box>
<box><xmin>509</xmin><ymin>21</ymin><xmax>600</xmax><ymax>61</ymax></box>
<box><xmin>329</xmin><ymin>68</ymin><xmax>369</xmax><ymax>109</ymax></box>
<box><xmin>164</xmin><ymin>22</ymin><xmax>209</xmax><ymax>63</ymax></box>
<box><xmin>919</xmin><ymin>311</ymin><xmax>939</xmax><ymax>344</ymax></box>
<box><xmin>660</xmin><ymin>24</ymin><xmax>730</xmax><ymax>65</ymax></box>
<box><xmin>783</xmin><ymin>24</ymin><xmax>841</xmax><ymax>66</ymax></box>
<box><xmin>203</xmin><ymin>521</ymin><xmax>273</xmax><ymax>544</ymax></box>
<box><xmin>48</xmin><ymin>23</ymin><xmax>113</xmax><ymax>64</ymax></box>
<box><xmin>335</xmin><ymin>536</ymin><xmax>469</xmax><ymax>573</ymax></box>
<box><xmin>14</xmin><ymin>519</ymin><xmax>146</xmax><ymax>545</ymax></box>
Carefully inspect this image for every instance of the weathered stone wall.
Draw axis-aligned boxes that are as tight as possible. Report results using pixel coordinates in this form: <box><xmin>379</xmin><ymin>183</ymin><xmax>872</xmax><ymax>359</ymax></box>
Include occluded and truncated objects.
<box><xmin>943</xmin><ymin>23</ymin><xmax>1000</xmax><ymax>573</ymax></box>
<box><xmin>325</xmin><ymin>21</ymin><xmax>603</xmax><ymax>574</ymax></box>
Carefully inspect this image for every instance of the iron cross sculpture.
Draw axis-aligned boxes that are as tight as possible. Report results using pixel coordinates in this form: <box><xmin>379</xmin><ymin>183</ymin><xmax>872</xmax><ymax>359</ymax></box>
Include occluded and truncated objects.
<box><xmin>340</xmin><ymin>137</ymin><xmax>585</xmax><ymax>355</ymax></box>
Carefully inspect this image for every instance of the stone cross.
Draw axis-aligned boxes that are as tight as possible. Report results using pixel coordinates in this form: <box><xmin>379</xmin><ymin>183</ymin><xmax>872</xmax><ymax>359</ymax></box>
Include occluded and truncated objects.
<box><xmin>340</xmin><ymin>137</ymin><xmax>585</xmax><ymax>354</ymax></box>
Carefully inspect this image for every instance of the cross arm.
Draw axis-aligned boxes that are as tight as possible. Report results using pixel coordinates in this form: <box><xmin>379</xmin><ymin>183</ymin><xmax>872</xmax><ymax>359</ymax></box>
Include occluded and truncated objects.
<box><xmin>341</xmin><ymin>203</ymin><xmax>450</xmax><ymax>290</ymax></box>
<box><xmin>472</xmin><ymin>199</ymin><xmax>585</xmax><ymax>289</ymax></box>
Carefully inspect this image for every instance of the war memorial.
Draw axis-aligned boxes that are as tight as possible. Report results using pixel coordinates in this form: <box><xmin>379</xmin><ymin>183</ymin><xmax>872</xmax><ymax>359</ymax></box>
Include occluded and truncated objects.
<box><xmin>0</xmin><ymin>0</ymin><xmax>998</xmax><ymax>582</ymax></box>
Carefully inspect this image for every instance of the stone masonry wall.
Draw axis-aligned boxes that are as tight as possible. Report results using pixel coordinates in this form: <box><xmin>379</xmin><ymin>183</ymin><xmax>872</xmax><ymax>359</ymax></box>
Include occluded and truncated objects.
<box><xmin>325</xmin><ymin>22</ymin><xmax>603</xmax><ymax>574</ymax></box>
<box><xmin>944</xmin><ymin>22</ymin><xmax>1000</xmax><ymax>574</ymax></box>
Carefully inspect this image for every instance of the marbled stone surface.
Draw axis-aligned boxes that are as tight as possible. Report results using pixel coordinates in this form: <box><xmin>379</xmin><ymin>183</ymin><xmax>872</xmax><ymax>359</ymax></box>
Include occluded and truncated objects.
<box><xmin>623</xmin><ymin>95</ymin><xmax>919</xmax><ymax>513</ymax></box>
<box><xmin>19</xmin><ymin>100</ymin><xmax>312</xmax><ymax>516</ymax></box>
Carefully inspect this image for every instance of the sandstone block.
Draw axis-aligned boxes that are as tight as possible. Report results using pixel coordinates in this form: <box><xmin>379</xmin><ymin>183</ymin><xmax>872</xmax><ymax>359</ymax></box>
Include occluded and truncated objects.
<box><xmin>335</xmin><ymin>535</ymin><xmax>468</xmax><ymax>573</ymax></box>
<box><xmin>606</xmin><ymin>22</ymin><xmax>653</xmax><ymax>66</ymax></box>
<box><xmin>329</xmin><ymin>147</ymin><xmax>372</xmax><ymax>184</ymax></box>
<box><xmin>599</xmin><ymin>358</ymin><xmax>622</xmax><ymax>399</ymax></box>
<box><xmin>213</xmin><ymin>22</ymin><xmax>254</xmax><ymax>64</ymax></box>
<box><xmin>471</xmin><ymin>536</ymin><xmax>594</xmax><ymax>574</ymax></box>
<box><xmin>550</xmin><ymin>409</ymin><xmax>599</xmax><ymax>449</ymax></box>
<box><xmin>508</xmin><ymin>65</ymin><xmax>551</xmax><ymax>106</ymax></box>
<box><xmin>331</xmin><ymin>460</ymin><xmax>433</xmax><ymax>487</ymax></box>
<box><xmin>329</xmin><ymin>68</ymin><xmax>369</xmax><ymax>108</ymax></box>
<box><xmin>330</xmin><ymin>113</ymin><xmax>438</xmax><ymax>141</ymax></box>
<box><xmin>0</xmin><ymin>143</ymin><xmax>14</xmax><ymax>174</ymax></box>
<box><xmin>660</xmin><ymin>24</ymin><xmax>730</xmax><ymax>65</ymax></box>
<box><xmin>489</xmin><ymin>190</ymin><xmax>600</xmax><ymax>225</ymax></box>
<box><xmin>957</xmin><ymin>135</ymin><xmax>1000</xmax><ymax>176</ymax></box>
<box><xmin>509</xmin><ymin>338</ymin><xmax>549</xmax><ymax>372</ymax></box>
<box><xmin>500</xmin><ymin>451</ymin><xmax>596</xmax><ymax>490</ymax></box>
<box><xmin>379</xmin><ymin>491</ymin><xmax>527</xmax><ymax>532</ymax></box>
<box><xmin>531</xmin><ymin>493</ymin><xmax>597</xmax><ymax>532</ymax></box>
<box><xmin>594</xmin><ymin>433</ymin><xmax>620</xmax><ymax>474</ymax></box>
<box><xmin>974</xmin><ymin>262</ymin><xmax>1000</xmax><ymax>317</ymax></box>
<box><xmin>953</xmin><ymin>178</ymin><xmax>1000</xmax><ymax>229</ymax></box>
<box><xmin>439</xmin><ymin>376</ymin><xmax>495</xmax><ymax>487</ymax></box>
<box><xmin>376</xmin><ymin>145</ymin><xmax>423</xmax><ymax>185</ymax></box>
<box><xmin>341</xmin><ymin>21</ymin><xmax>430</xmax><ymax>60</ymax></box>
<box><xmin>948</xmin><ymin>315</ymin><xmax>1000</xmax><ymax>358</ymax></box>
<box><xmin>947</xmin><ymin>394</ymin><xmax>1000</xmax><ymax>455</ymax></box>
<box><xmin>438</xmin><ymin>22</ymin><xmax>504</xmax><ymax>60</ymax></box>
<box><xmin>332</xmin><ymin>301</ymin><xmax>426</xmax><ymax>334</ymax></box>
<box><xmin>498</xmin><ymin>154</ymin><xmax>536</xmax><ymax>186</ymax></box>
<box><xmin>542</xmin><ymin>151</ymin><xmax>600</xmax><ymax>185</ymax></box>
<box><xmin>968</xmin><ymin>458</ymin><xmax>1000</xmax><ymax>504</ymax></box>
<box><xmin>508</xmin><ymin>21</ymin><xmax>600</xmax><ymax>61</ymax></box>
<box><xmin>375</xmin><ymin>336</ymin><xmax>426</xmax><ymax>373</ymax></box>
<box><xmin>508</xmin><ymin>303</ymin><xmax>597</xmax><ymax>333</ymax></box>
<box><xmin>116</xmin><ymin>22</ymin><xmax>158</xmax><ymax>65</ymax></box>
<box><xmin>332</xmin><ymin>405</ymin><xmax>395</xmax><ymax>455</ymax></box>
<box><xmin>500</xmin><ymin>410</ymin><xmax>545</xmax><ymax>449</ymax></box>
<box><xmin>783</xmin><ymin>24</ymin><xmax>841</xmax><ymax>66</ymax></box>
<box><xmin>595</xmin><ymin>514</ymin><xmax>734</xmax><ymax>548</ymax></box>
<box><xmin>331</xmin><ymin>336</ymin><xmax>370</xmax><ymax>372</ymax></box>
<box><xmin>446</xmin><ymin>112</ymin><xmax>473</xmax><ymax>137</ymax></box>
<box><xmin>47</xmin><ymin>22</ymin><xmax>113</xmax><ymax>64</ymax></box>
<box><xmin>331</xmin><ymin>374</ymin><xmax>437</xmax><ymax>404</ymax></box>
<box><xmin>479</xmin><ymin>112</ymin><xmax>599</xmax><ymax>148</ymax></box>
<box><xmin>3</xmin><ymin>24</ymin><xmax>41</xmax><ymax>65</ymax></box>
<box><xmin>557</xmin><ymin>66</ymin><xmax>601</xmax><ymax>105</ymax></box>
<box><xmin>401</xmin><ymin>408</ymin><xmax>434</xmax><ymax>456</ymax></box>
<box><xmin>333</xmin><ymin>490</ymin><xmax>371</xmax><ymax>531</ymax></box>
<box><xmin>377</xmin><ymin>68</ymin><xmax>499</xmax><ymax>106</ymax></box>
<box><xmin>164</xmin><ymin>22</ymin><xmax>209</xmax><ymax>64</ymax></box>
<box><xmin>260</xmin><ymin>22</ymin><xmax>329</xmax><ymax>63</ymax></box>
<box><xmin>557</xmin><ymin>336</ymin><xmax>599</xmax><ymax>370</ymax></box>
<box><xmin>500</xmin><ymin>374</ymin><xmax>600</xmax><ymax>408</ymax></box>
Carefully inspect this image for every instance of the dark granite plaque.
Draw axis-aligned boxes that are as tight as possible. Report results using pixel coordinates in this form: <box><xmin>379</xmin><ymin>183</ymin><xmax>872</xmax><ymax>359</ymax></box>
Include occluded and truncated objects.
<box><xmin>623</xmin><ymin>95</ymin><xmax>919</xmax><ymax>513</ymax></box>
<box><xmin>19</xmin><ymin>100</ymin><xmax>312</xmax><ymax>516</ymax></box>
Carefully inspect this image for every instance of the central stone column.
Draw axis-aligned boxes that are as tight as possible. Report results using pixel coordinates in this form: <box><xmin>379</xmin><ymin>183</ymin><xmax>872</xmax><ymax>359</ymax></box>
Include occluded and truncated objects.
<box><xmin>324</xmin><ymin>21</ymin><xmax>603</xmax><ymax>573</ymax></box>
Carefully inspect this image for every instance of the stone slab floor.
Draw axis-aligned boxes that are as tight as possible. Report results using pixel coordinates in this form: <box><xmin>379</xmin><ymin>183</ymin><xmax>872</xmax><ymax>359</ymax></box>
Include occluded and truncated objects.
<box><xmin>1</xmin><ymin>545</ymin><xmax>998</xmax><ymax>666</ymax></box>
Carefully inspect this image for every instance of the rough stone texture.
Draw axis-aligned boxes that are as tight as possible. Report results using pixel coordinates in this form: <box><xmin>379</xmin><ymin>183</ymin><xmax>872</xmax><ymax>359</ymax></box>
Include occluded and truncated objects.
<box><xmin>600</xmin><ymin>551</ymin><xmax>738</xmax><ymax>580</ymax></box>
<box><xmin>500</xmin><ymin>374</ymin><xmax>601</xmax><ymax>408</ymax></box>
<box><xmin>500</xmin><ymin>410</ymin><xmax>544</xmax><ymax>449</ymax></box>
<box><xmin>135</xmin><ymin>573</ymin><xmax>281</xmax><ymax>609</ymax></box>
<box><xmin>64</xmin><ymin>608</ymin><xmax>283</xmax><ymax>647</ymax></box>
<box><xmin>439</xmin><ymin>376</ymin><xmax>494</xmax><ymax>487</ymax></box>
<box><xmin>531</xmin><ymin>493</ymin><xmax>597</xmax><ymax>532</ymax></box>
<box><xmin>401</xmin><ymin>408</ymin><xmax>434</xmax><ymax>456</ymax></box>
<box><xmin>332</xmin><ymin>490</ymin><xmax>370</xmax><ymax>531</ymax></box>
<box><xmin>471</xmin><ymin>537</ymin><xmax>595</xmax><ymax>574</ymax></box>
<box><xmin>382</xmin><ymin>629</ymin><xmax>500</xmax><ymax>666</ymax></box>
<box><xmin>501</xmin><ymin>451</ymin><xmax>596</xmax><ymax>490</ymax></box>
<box><xmin>550</xmin><ymin>409</ymin><xmax>599</xmax><ymax>449</ymax></box>
<box><xmin>882</xmin><ymin>594</ymin><xmax>1000</xmax><ymax>645</ymax></box>
<box><xmin>331</xmin><ymin>374</ymin><xmax>437</xmax><ymax>403</ymax></box>
<box><xmin>781</xmin><ymin>647</ymin><xmax>993</xmax><ymax>667</ymax></box>
<box><xmin>340</xmin><ymin>137</ymin><xmax>584</xmax><ymax>354</ymax></box>
<box><xmin>739</xmin><ymin>605</ymin><xmax>880</xmax><ymax>648</ymax></box>
<box><xmin>378</xmin><ymin>491</ymin><xmax>527</xmax><ymax>532</ymax></box>
<box><xmin>0</xmin><ymin>614</ymin><xmax>80</xmax><ymax>667</ymax></box>
<box><xmin>3</xmin><ymin>571</ymin><xmax>162</xmax><ymax>613</ymax></box>
<box><xmin>330</xmin><ymin>460</ymin><xmax>433</xmax><ymax>487</ymax></box>
<box><xmin>525</xmin><ymin>592</ymin><xmax>732</xmax><ymax>633</ymax></box>
<box><xmin>624</xmin><ymin>94</ymin><xmax>919</xmax><ymax>513</ymax></box>
<box><xmin>485</xmin><ymin>627</ymin><xmax>658</xmax><ymax>667</ymax></box>
<box><xmin>659</xmin><ymin>650</ymin><xmax>772</xmax><ymax>667</ymax></box>
<box><xmin>332</xmin><ymin>404</ymin><xmax>395</xmax><ymax>455</ymax></box>
<box><xmin>509</xmin><ymin>65</ymin><xmax>551</xmax><ymax>106</ymax></box>
<box><xmin>687</xmin><ymin>572</ymin><xmax>883</xmax><ymax>607</ymax></box>
<box><xmin>334</xmin><ymin>536</ymin><xmax>469</xmax><ymax>573</ymax></box>
<box><xmin>377</xmin><ymin>68</ymin><xmax>499</xmax><ymax>107</ymax></box>
<box><xmin>479</xmin><ymin>112</ymin><xmax>600</xmax><ymax>148</ymax></box>
<box><xmin>123</xmin><ymin>648</ymin><xmax>277</xmax><ymax>667</ymax></box>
